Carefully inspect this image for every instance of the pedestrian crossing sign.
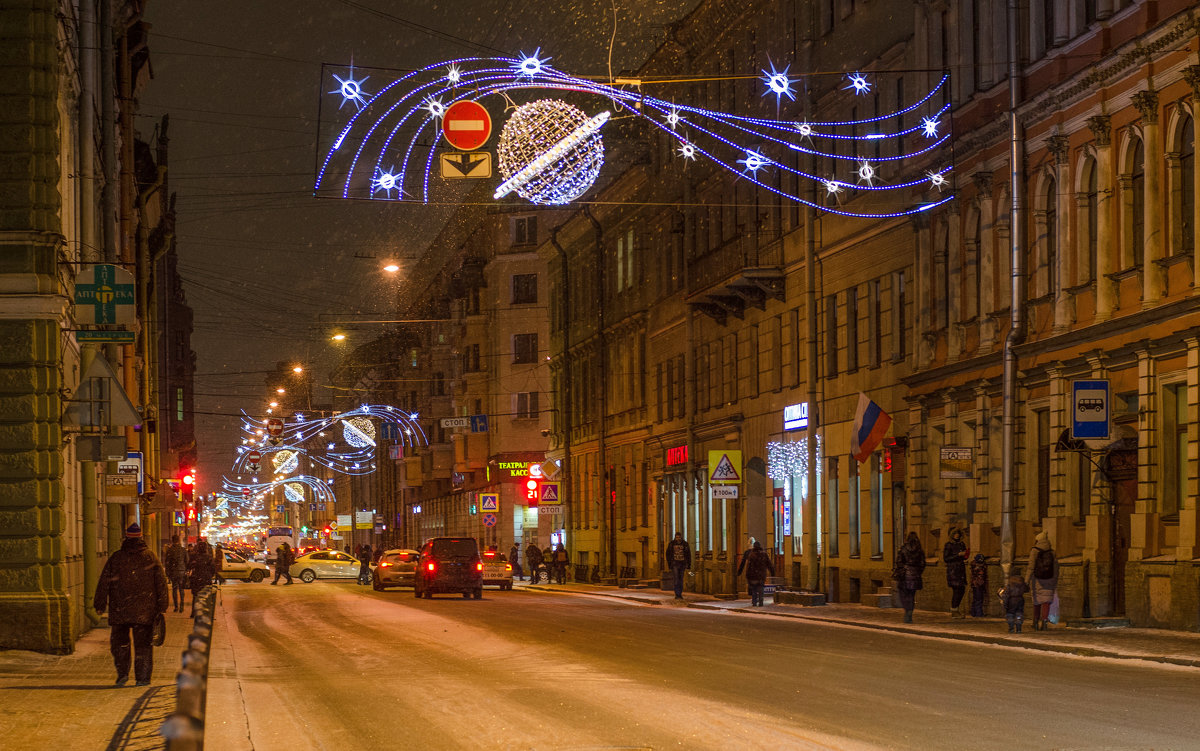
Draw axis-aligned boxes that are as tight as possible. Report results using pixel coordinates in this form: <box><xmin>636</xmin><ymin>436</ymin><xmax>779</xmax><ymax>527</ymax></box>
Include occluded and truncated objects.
<box><xmin>540</xmin><ymin>482</ymin><xmax>559</xmax><ymax>504</ymax></box>
<box><xmin>707</xmin><ymin>450</ymin><xmax>742</xmax><ymax>484</ymax></box>
<box><xmin>480</xmin><ymin>493</ymin><xmax>499</xmax><ymax>512</ymax></box>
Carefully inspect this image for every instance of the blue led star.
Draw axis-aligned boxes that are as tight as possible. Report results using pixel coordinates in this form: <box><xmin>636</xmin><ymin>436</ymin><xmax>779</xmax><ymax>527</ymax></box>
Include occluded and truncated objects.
<box><xmin>738</xmin><ymin>151</ymin><xmax>769</xmax><ymax>173</ymax></box>
<box><xmin>330</xmin><ymin>69</ymin><xmax>370</xmax><ymax>110</ymax></box>
<box><xmin>921</xmin><ymin>116</ymin><xmax>940</xmax><ymax>138</ymax></box>
<box><xmin>515</xmin><ymin>48</ymin><xmax>550</xmax><ymax>77</ymax></box>
<box><xmin>761</xmin><ymin>61</ymin><xmax>795</xmax><ymax>103</ymax></box>
<box><xmin>845</xmin><ymin>72</ymin><xmax>871</xmax><ymax>95</ymax></box>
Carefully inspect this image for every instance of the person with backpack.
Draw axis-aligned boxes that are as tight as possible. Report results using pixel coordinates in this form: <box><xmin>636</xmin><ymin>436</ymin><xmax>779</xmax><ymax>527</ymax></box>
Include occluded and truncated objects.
<box><xmin>357</xmin><ymin>544</ymin><xmax>373</xmax><ymax>585</ymax></box>
<box><xmin>163</xmin><ymin>534</ymin><xmax>189</xmax><ymax>613</ymax></box>
<box><xmin>736</xmin><ymin>540</ymin><xmax>775</xmax><ymax>606</ymax></box>
<box><xmin>1001</xmin><ymin>568</ymin><xmax>1029</xmax><ymax>633</ymax></box>
<box><xmin>968</xmin><ymin>553</ymin><xmax>989</xmax><ymax>618</ymax></box>
<box><xmin>552</xmin><ymin>543</ymin><xmax>570</xmax><ymax>584</ymax></box>
<box><xmin>525</xmin><ymin>542</ymin><xmax>544</xmax><ymax>584</ymax></box>
<box><xmin>1026</xmin><ymin>531</ymin><xmax>1058</xmax><ymax>630</ymax></box>
<box><xmin>893</xmin><ymin>532</ymin><xmax>926</xmax><ymax>623</ymax></box>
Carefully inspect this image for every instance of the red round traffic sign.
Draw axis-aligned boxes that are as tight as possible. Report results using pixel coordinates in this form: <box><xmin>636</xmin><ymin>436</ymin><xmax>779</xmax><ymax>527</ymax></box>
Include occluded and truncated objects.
<box><xmin>266</xmin><ymin>418</ymin><xmax>283</xmax><ymax>436</ymax></box>
<box><xmin>442</xmin><ymin>100</ymin><xmax>492</xmax><ymax>151</ymax></box>
<box><xmin>248</xmin><ymin>450</ymin><xmax>262</xmax><ymax>463</ymax></box>
<box><xmin>242</xmin><ymin>488</ymin><xmax>250</xmax><ymax>498</ymax></box>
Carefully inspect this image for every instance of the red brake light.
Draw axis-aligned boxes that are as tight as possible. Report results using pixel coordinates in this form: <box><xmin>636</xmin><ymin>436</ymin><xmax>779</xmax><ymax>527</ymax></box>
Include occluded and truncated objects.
<box><xmin>426</xmin><ymin>562</ymin><xmax>436</xmax><ymax>572</ymax></box>
<box><xmin>476</xmin><ymin>562</ymin><xmax>483</xmax><ymax>571</ymax></box>
<box><xmin>505</xmin><ymin>564</ymin><xmax>511</xmax><ymax>572</ymax></box>
<box><xmin>379</xmin><ymin>561</ymin><xmax>391</xmax><ymax>567</ymax></box>
<box><xmin>484</xmin><ymin>551</ymin><xmax>495</xmax><ymax>558</ymax></box>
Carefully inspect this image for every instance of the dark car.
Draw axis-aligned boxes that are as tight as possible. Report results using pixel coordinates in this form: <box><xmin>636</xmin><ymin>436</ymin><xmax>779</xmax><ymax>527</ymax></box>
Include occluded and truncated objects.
<box><xmin>414</xmin><ymin>537</ymin><xmax>483</xmax><ymax>599</ymax></box>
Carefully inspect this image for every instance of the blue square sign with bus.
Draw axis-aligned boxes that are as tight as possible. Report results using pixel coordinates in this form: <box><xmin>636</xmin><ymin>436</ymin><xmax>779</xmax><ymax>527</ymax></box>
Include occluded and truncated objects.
<box><xmin>1071</xmin><ymin>380</ymin><xmax>1110</xmax><ymax>440</ymax></box>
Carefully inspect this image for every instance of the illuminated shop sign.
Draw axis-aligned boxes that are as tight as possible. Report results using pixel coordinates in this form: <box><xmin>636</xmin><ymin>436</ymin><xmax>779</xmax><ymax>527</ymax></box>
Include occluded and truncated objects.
<box><xmin>499</xmin><ymin>461</ymin><xmax>542</xmax><ymax>479</ymax></box>
<box><xmin>783</xmin><ymin>402</ymin><xmax>809</xmax><ymax>431</ymax></box>
<box><xmin>665</xmin><ymin>444</ymin><xmax>688</xmax><ymax>466</ymax></box>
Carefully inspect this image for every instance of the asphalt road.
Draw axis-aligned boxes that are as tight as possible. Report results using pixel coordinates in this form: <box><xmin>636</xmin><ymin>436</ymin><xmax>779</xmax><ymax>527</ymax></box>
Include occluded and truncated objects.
<box><xmin>214</xmin><ymin>580</ymin><xmax>1200</xmax><ymax>750</ymax></box>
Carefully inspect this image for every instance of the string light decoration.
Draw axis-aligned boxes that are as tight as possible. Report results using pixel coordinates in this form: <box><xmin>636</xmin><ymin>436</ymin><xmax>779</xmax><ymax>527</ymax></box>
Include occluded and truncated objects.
<box><xmin>273</xmin><ymin>449</ymin><xmax>299</xmax><ymax>475</ymax></box>
<box><xmin>342</xmin><ymin>416</ymin><xmax>377</xmax><ymax>448</ymax></box>
<box><xmin>494</xmin><ymin>100</ymin><xmax>608</xmax><ymax>204</ymax></box>
<box><xmin>222</xmin><ymin>474</ymin><xmax>338</xmax><ymax>506</ymax></box>
<box><xmin>284</xmin><ymin>483</ymin><xmax>305</xmax><ymax>503</ymax></box>
<box><xmin>767</xmin><ymin>436</ymin><xmax>824</xmax><ymax>480</ymax></box>
<box><xmin>314</xmin><ymin>55</ymin><xmax>955</xmax><ymax>218</ymax></box>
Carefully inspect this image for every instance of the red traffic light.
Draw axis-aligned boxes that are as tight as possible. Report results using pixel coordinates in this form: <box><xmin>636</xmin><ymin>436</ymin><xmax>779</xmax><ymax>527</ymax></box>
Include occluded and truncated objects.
<box><xmin>182</xmin><ymin>474</ymin><xmax>195</xmax><ymax>486</ymax></box>
<box><xmin>525</xmin><ymin>478</ymin><xmax>540</xmax><ymax>505</ymax></box>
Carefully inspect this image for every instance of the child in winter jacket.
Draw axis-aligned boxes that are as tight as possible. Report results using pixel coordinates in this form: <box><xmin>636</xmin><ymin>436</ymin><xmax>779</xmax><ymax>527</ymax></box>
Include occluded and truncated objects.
<box><xmin>1001</xmin><ymin>571</ymin><xmax>1028</xmax><ymax>633</ymax></box>
<box><xmin>969</xmin><ymin>554</ymin><xmax>988</xmax><ymax>617</ymax></box>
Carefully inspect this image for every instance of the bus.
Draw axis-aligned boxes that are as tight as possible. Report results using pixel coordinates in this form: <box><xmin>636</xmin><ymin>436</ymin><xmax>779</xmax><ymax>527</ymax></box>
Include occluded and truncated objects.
<box><xmin>264</xmin><ymin>526</ymin><xmax>296</xmax><ymax>563</ymax></box>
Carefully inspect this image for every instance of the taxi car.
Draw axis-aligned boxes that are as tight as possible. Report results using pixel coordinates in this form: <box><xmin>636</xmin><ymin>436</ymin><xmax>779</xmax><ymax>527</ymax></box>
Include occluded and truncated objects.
<box><xmin>373</xmin><ymin>548</ymin><xmax>419</xmax><ymax>590</ymax></box>
<box><xmin>216</xmin><ymin>548</ymin><xmax>270</xmax><ymax>583</ymax></box>
<box><xmin>481</xmin><ymin>548</ymin><xmax>514</xmax><ymax>590</ymax></box>
<box><xmin>290</xmin><ymin>550</ymin><xmax>365</xmax><ymax>583</ymax></box>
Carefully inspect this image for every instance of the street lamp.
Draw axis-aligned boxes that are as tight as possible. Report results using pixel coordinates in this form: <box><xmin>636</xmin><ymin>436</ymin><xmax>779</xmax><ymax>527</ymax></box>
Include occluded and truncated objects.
<box><xmin>383</xmin><ymin>263</ymin><xmax>400</xmax><ymax>273</ymax></box>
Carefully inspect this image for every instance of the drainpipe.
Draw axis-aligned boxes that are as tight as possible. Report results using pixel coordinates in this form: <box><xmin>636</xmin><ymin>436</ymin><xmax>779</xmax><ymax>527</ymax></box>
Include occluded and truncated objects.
<box><xmin>1000</xmin><ymin>0</ymin><xmax>1027</xmax><ymax>579</ymax></box>
<box><xmin>549</xmin><ymin>229</ymin><xmax>572</xmax><ymax>559</ymax></box>
<box><xmin>583</xmin><ymin>207</ymin><xmax>611</xmax><ymax>575</ymax></box>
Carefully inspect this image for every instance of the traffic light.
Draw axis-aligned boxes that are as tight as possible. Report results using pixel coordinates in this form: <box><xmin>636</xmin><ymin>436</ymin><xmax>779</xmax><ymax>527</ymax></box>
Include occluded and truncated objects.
<box><xmin>323</xmin><ymin>526</ymin><xmax>331</xmax><ymax>537</ymax></box>
<box><xmin>525</xmin><ymin>478</ymin><xmax>540</xmax><ymax>505</ymax></box>
<box><xmin>185</xmin><ymin>504</ymin><xmax>197</xmax><ymax>522</ymax></box>
<box><xmin>181</xmin><ymin>468</ymin><xmax>196</xmax><ymax>503</ymax></box>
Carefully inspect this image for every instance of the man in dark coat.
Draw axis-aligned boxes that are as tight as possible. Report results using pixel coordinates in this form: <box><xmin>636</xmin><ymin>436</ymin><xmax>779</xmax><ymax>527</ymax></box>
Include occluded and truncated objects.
<box><xmin>163</xmin><ymin>534</ymin><xmax>189</xmax><ymax>613</ymax></box>
<box><xmin>736</xmin><ymin>540</ymin><xmax>775</xmax><ymax>606</ymax></box>
<box><xmin>189</xmin><ymin>538</ymin><xmax>216</xmax><ymax>609</ymax></box>
<box><xmin>893</xmin><ymin>532</ymin><xmax>926</xmax><ymax>623</ymax></box>
<box><xmin>664</xmin><ymin>532</ymin><xmax>692</xmax><ymax>600</ymax></box>
<box><xmin>552</xmin><ymin>543</ymin><xmax>570</xmax><ymax>584</ymax></box>
<box><xmin>942</xmin><ymin>527</ymin><xmax>969</xmax><ymax>618</ymax></box>
<box><xmin>509</xmin><ymin>543</ymin><xmax>524</xmax><ymax>580</ymax></box>
<box><xmin>94</xmin><ymin>523</ymin><xmax>169</xmax><ymax>687</ymax></box>
<box><xmin>525</xmin><ymin>542</ymin><xmax>544</xmax><ymax>584</ymax></box>
<box><xmin>271</xmin><ymin>541</ymin><xmax>294</xmax><ymax>585</ymax></box>
<box><xmin>357</xmin><ymin>544</ymin><xmax>372</xmax><ymax>585</ymax></box>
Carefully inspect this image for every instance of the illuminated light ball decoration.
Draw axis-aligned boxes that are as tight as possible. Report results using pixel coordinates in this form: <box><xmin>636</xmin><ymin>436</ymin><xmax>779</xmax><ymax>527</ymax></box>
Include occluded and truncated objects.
<box><xmin>273</xmin><ymin>449</ymin><xmax>299</xmax><ymax>475</ymax></box>
<box><xmin>342</xmin><ymin>416</ymin><xmax>376</xmax><ymax>448</ymax></box>
<box><xmin>494</xmin><ymin>100</ymin><xmax>608</xmax><ymax>205</ymax></box>
<box><xmin>284</xmin><ymin>483</ymin><xmax>305</xmax><ymax>503</ymax></box>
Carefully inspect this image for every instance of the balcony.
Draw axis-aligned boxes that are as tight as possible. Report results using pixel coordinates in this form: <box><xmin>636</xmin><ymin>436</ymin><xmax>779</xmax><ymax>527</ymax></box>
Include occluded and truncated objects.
<box><xmin>686</xmin><ymin>235</ymin><xmax>784</xmax><ymax>325</ymax></box>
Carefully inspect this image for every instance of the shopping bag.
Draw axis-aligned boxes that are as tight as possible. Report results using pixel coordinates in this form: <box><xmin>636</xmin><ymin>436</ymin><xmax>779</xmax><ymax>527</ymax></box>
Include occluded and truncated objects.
<box><xmin>152</xmin><ymin>612</ymin><xmax>166</xmax><ymax>646</ymax></box>
<box><xmin>1047</xmin><ymin>592</ymin><xmax>1061</xmax><ymax>624</ymax></box>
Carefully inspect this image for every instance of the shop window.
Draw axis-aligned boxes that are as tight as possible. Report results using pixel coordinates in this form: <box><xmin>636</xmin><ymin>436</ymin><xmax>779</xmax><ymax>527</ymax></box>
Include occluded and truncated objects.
<box><xmin>1163</xmin><ymin>382</ymin><xmax>1188</xmax><ymax>518</ymax></box>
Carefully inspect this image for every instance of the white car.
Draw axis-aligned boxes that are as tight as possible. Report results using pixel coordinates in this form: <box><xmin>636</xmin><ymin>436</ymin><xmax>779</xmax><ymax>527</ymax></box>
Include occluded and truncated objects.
<box><xmin>290</xmin><ymin>550</ymin><xmax>367</xmax><ymax>583</ymax></box>
<box><xmin>216</xmin><ymin>549</ymin><xmax>270</xmax><ymax>583</ymax></box>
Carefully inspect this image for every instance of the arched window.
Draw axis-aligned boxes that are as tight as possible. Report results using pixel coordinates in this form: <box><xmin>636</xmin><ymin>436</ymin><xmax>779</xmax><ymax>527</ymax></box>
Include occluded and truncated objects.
<box><xmin>1045</xmin><ymin>179</ymin><xmax>1058</xmax><ymax>296</ymax></box>
<box><xmin>1083</xmin><ymin>156</ymin><xmax>1098</xmax><ymax>282</ymax></box>
<box><xmin>1129</xmin><ymin>137</ymin><xmax>1145</xmax><ymax>268</ymax></box>
<box><xmin>1181</xmin><ymin>115</ymin><xmax>1195</xmax><ymax>255</ymax></box>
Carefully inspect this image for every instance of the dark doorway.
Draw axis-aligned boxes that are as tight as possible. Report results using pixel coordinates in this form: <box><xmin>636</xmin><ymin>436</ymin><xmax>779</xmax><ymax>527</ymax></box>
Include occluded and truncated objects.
<box><xmin>1106</xmin><ymin>449</ymin><xmax>1137</xmax><ymax>615</ymax></box>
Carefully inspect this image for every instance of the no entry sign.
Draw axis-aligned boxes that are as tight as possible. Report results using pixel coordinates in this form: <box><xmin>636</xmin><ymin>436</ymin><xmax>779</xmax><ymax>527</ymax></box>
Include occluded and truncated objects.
<box><xmin>442</xmin><ymin>100</ymin><xmax>492</xmax><ymax>151</ymax></box>
<box><xmin>248</xmin><ymin>450</ymin><xmax>262</xmax><ymax>464</ymax></box>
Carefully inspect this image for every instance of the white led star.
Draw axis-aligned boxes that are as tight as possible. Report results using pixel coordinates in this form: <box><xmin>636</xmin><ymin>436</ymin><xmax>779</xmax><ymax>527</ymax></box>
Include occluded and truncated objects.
<box><xmin>794</xmin><ymin>121</ymin><xmax>813</xmax><ymax>141</ymax></box>
<box><xmin>666</xmin><ymin>106</ymin><xmax>682</xmax><ymax>130</ymax></box>
<box><xmin>921</xmin><ymin>116</ymin><xmax>940</xmax><ymax>138</ymax></box>
<box><xmin>446</xmin><ymin>64</ymin><xmax>461</xmax><ymax>84</ymax></box>
<box><xmin>927</xmin><ymin>170</ymin><xmax>948</xmax><ymax>191</ymax></box>
<box><xmin>677</xmin><ymin>140</ymin><xmax>697</xmax><ymax>161</ymax></box>
<box><xmin>371</xmin><ymin>168</ymin><xmax>403</xmax><ymax>199</ymax></box>
<box><xmin>825</xmin><ymin>179</ymin><xmax>844</xmax><ymax>195</ymax></box>
<box><xmin>738</xmin><ymin>151</ymin><xmax>768</xmax><ymax>173</ymax></box>
<box><xmin>424</xmin><ymin>97</ymin><xmax>445</xmax><ymax>118</ymax></box>
<box><xmin>330</xmin><ymin>69</ymin><xmax>369</xmax><ymax>110</ymax></box>
<box><xmin>856</xmin><ymin>159</ymin><xmax>876</xmax><ymax>185</ymax></box>
<box><xmin>515</xmin><ymin>48</ymin><xmax>550</xmax><ymax>77</ymax></box>
<box><xmin>845</xmin><ymin>72</ymin><xmax>871</xmax><ymax>95</ymax></box>
<box><xmin>761</xmin><ymin>61</ymin><xmax>795</xmax><ymax>102</ymax></box>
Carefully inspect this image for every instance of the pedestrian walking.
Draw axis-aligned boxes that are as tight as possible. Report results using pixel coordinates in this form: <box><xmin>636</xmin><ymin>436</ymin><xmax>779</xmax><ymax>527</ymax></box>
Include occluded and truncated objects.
<box><xmin>552</xmin><ymin>543</ymin><xmax>570</xmax><ymax>584</ymax></box>
<box><xmin>188</xmin><ymin>537</ymin><xmax>216</xmax><ymax>612</ymax></box>
<box><xmin>1001</xmin><ymin>569</ymin><xmax>1029</xmax><ymax>633</ymax></box>
<box><xmin>526</xmin><ymin>543</ymin><xmax>544</xmax><ymax>584</ymax></box>
<box><xmin>1026</xmin><ymin>531</ymin><xmax>1058</xmax><ymax>630</ymax></box>
<box><xmin>664</xmin><ymin>532</ymin><xmax>692</xmax><ymax>600</ymax></box>
<box><xmin>93</xmin><ymin>523</ymin><xmax>169</xmax><ymax>687</ymax></box>
<box><xmin>893</xmin><ymin>532</ymin><xmax>926</xmax><ymax>623</ymax></box>
<box><xmin>270</xmin><ymin>541</ymin><xmax>294</xmax><ymax>585</ymax></box>
<box><xmin>736</xmin><ymin>540</ymin><xmax>775</xmax><ymax>606</ymax></box>
<box><xmin>943</xmin><ymin>527</ymin><xmax>969</xmax><ymax>618</ymax></box>
<box><xmin>969</xmin><ymin>553</ymin><xmax>988</xmax><ymax>618</ymax></box>
<box><xmin>509</xmin><ymin>543</ymin><xmax>524</xmax><ymax>580</ymax></box>
<box><xmin>163</xmin><ymin>534</ymin><xmax>189</xmax><ymax>613</ymax></box>
<box><xmin>357</xmin><ymin>544</ymin><xmax>373</xmax><ymax>585</ymax></box>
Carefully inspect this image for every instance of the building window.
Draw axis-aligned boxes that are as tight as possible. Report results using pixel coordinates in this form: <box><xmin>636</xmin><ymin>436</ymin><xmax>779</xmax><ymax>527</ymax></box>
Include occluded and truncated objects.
<box><xmin>871</xmin><ymin>452</ymin><xmax>884</xmax><ymax>557</ymax></box>
<box><xmin>846</xmin><ymin>286</ymin><xmax>859</xmax><ymax>372</ymax></box>
<box><xmin>615</xmin><ymin>228</ymin><xmax>635</xmax><ymax>292</ymax></box>
<box><xmin>1180</xmin><ymin>115</ymin><xmax>1195</xmax><ymax>255</ymax></box>
<box><xmin>826</xmin><ymin>456</ymin><xmax>839</xmax><ymax>557</ymax></box>
<box><xmin>514</xmin><ymin>215</ymin><xmax>537</xmax><ymax>246</ymax></box>
<box><xmin>410</xmin><ymin>348</ymin><xmax>419</xmax><ymax>368</ymax></box>
<box><xmin>516</xmin><ymin>391</ymin><xmax>539</xmax><ymax>418</ymax></box>
<box><xmin>1036</xmin><ymin>409</ymin><xmax>1050</xmax><ymax>522</ymax></box>
<box><xmin>464</xmin><ymin>343</ymin><xmax>481</xmax><ymax>372</ymax></box>
<box><xmin>825</xmin><ymin>293</ymin><xmax>839</xmax><ymax>378</ymax></box>
<box><xmin>1163</xmin><ymin>383</ymin><xmax>1188</xmax><ymax>518</ymax></box>
<box><xmin>1043</xmin><ymin>178</ymin><xmax>1058</xmax><ymax>297</ymax></box>
<box><xmin>848</xmin><ymin>459</ymin><xmax>860</xmax><ymax>557</ymax></box>
<box><xmin>176</xmin><ymin>387</ymin><xmax>184</xmax><ymax>422</ymax></box>
<box><xmin>512</xmin><ymin>273</ymin><xmax>537</xmax><ymax>304</ymax></box>
<box><xmin>432</xmin><ymin>372</ymin><xmax>444</xmax><ymax>396</ymax></box>
<box><xmin>1082</xmin><ymin>157</ymin><xmax>1098</xmax><ymax>282</ymax></box>
<box><xmin>513</xmin><ymin>333</ymin><xmax>538</xmax><ymax>364</ymax></box>
<box><xmin>892</xmin><ymin>270</ymin><xmax>907</xmax><ymax>361</ymax></box>
<box><xmin>1075</xmin><ymin>453</ymin><xmax>1090</xmax><ymax>524</ymax></box>
<box><xmin>1126</xmin><ymin>137</ymin><xmax>1145</xmax><ymax>269</ymax></box>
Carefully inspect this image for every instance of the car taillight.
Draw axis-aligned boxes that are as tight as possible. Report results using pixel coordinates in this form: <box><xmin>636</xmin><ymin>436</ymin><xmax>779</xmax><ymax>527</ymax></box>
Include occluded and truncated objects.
<box><xmin>505</xmin><ymin>564</ymin><xmax>511</xmax><ymax>572</ymax></box>
<box><xmin>476</xmin><ymin>562</ymin><xmax>483</xmax><ymax>571</ymax></box>
<box><xmin>379</xmin><ymin>561</ymin><xmax>391</xmax><ymax>567</ymax></box>
<box><xmin>426</xmin><ymin>562</ymin><xmax>436</xmax><ymax>572</ymax></box>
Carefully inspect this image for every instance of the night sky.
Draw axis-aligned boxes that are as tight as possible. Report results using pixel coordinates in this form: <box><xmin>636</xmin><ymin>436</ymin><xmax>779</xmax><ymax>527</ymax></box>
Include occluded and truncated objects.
<box><xmin>139</xmin><ymin>0</ymin><xmax>699</xmax><ymax>487</ymax></box>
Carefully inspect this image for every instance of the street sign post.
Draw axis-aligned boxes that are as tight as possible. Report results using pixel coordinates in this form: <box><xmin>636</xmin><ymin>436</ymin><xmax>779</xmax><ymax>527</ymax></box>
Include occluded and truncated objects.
<box><xmin>1071</xmin><ymin>380</ymin><xmax>1111</xmax><ymax>440</ymax></box>
<box><xmin>441</xmin><ymin>100</ymin><xmax>492</xmax><ymax>150</ymax></box>
<box><xmin>440</xmin><ymin>152</ymin><xmax>492</xmax><ymax>178</ymax></box>
<box><xmin>470</xmin><ymin>414</ymin><xmax>489</xmax><ymax>433</ymax></box>
<box><xmin>266</xmin><ymin>418</ymin><xmax>283</xmax><ymax>436</ymax></box>
<box><xmin>482</xmin><ymin>513</ymin><xmax>497</xmax><ymax>527</ymax></box>
<box><xmin>440</xmin><ymin>416</ymin><xmax>471</xmax><ymax>429</ymax></box>
<box><xmin>480</xmin><ymin>493</ymin><xmax>499</xmax><ymax>512</ymax></box>
<box><xmin>707</xmin><ymin>450</ymin><xmax>742</xmax><ymax>484</ymax></box>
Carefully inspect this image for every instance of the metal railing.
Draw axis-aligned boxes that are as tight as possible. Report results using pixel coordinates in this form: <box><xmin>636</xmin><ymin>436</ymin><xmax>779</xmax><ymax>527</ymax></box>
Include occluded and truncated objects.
<box><xmin>160</xmin><ymin>585</ymin><xmax>216</xmax><ymax>750</ymax></box>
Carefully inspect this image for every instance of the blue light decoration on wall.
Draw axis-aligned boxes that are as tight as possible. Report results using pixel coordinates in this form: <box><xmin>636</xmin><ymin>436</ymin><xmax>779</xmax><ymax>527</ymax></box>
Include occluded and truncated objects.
<box><xmin>313</xmin><ymin>54</ymin><xmax>955</xmax><ymax>218</ymax></box>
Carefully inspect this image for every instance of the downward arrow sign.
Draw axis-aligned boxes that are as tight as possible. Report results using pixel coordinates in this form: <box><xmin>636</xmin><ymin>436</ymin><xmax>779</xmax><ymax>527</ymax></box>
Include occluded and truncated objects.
<box><xmin>447</xmin><ymin>154</ymin><xmax>487</xmax><ymax>176</ymax></box>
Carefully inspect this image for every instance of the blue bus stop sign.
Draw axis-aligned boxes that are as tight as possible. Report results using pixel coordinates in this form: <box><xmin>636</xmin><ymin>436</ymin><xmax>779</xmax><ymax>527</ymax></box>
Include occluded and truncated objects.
<box><xmin>1071</xmin><ymin>380</ymin><xmax>1110</xmax><ymax>440</ymax></box>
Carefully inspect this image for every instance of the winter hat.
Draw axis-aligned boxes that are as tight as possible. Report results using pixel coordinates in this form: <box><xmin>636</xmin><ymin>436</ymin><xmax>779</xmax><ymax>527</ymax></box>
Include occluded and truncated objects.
<box><xmin>973</xmin><ymin>553</ymin><xmax>986</xmax><ymax>563</ymax></box>
<box><xmin>125</xmin><ymin>523</ymin><xmax>142</xmax><ymax>538</ymax></box>
<box><xmin>752</xmin><ymin>540</ymin><xmax>763</xmax><ymax>550</ymax></box>
<box><xmin>1034</xmin><ymin>531</ymin><xmax>1050</xmax><ymax>547</ymax></box>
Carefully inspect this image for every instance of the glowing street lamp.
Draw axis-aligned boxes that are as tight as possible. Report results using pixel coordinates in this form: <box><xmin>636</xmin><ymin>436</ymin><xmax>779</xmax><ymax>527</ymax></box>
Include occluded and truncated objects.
<box><xmin>383</xmin><ymin>263</ymin><xmax>400</xmax><ymax>273</ymax></box>
<box><xmin>331</xmin><ymin>333</ymin><xmax>346</xmax><ymax>342</ymax></box>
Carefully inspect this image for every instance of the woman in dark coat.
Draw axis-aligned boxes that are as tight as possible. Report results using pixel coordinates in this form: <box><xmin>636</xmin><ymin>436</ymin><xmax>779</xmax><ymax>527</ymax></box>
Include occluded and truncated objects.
<box><xmin>894</xmin><ymin>532</ymin><xmax>926</xmax><ymax>623</ymax></box>
<box><xmin>188</xmin><ymin>538</ymin><xmax>216</xmax><ymax>610</ymax></box>
<box><xmin>942</xmin><ymin>527</ymin><xmax>969</xmax><ymax>618</ymax></box>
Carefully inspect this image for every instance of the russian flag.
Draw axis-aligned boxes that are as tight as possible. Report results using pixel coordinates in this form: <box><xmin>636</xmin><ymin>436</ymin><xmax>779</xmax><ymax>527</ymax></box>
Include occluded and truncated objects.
<box><xmin>851</xmin><ymin>392</ymin><xmax>892</xmax><ymax>463</ymax></box>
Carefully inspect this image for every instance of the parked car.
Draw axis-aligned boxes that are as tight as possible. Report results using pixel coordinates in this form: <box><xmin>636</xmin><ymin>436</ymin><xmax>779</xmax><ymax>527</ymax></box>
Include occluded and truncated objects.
<box><xmin>216</xmin><ymin>549</ymin><xmax>269</xmax><ymax>583</ymax></box>
<box><xmin>373</xmin><ymin>549</ymin><xmax>419</xmax><ymax>590</ymax></box>
<box><xmin>291</xmin><ymin>550</ymin><xmax>364</xmax><ymax>583</ymax></box>
<box><xmin>481</xmin><ymin>549</ymin><xmax>513</xmax><ymax>590</ymax></box>
<box><xmin>414</xmin><ymin>537</ymin><xmax>483</xmax><ymax>599</ymax></box>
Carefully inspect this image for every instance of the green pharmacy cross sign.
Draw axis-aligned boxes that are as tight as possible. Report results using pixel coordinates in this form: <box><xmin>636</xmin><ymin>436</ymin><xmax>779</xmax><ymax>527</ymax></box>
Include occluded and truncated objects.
<box><xmin>73</xmin><ymin>263</ymin><xmax>135</xmax><ymax>325</ymax></box>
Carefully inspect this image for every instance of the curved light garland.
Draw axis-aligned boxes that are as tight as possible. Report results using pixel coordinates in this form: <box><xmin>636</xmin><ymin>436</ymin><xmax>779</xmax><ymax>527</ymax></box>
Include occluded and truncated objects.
<box><xmin>222</xmin><ymin>474</ymin><xmax>339</xmax><ymax>506</ymax></box>
<box><xmin>314</xmin><ymin>55</ymin><xmax>954</xmax><ymax>218</ymax></box>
